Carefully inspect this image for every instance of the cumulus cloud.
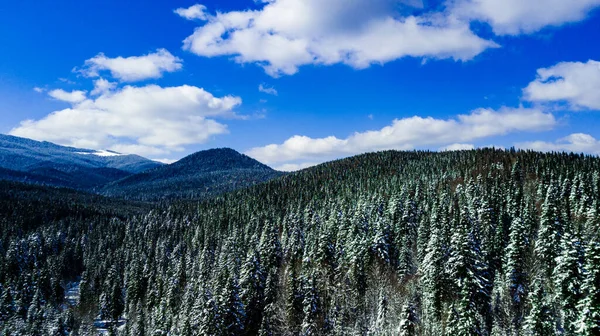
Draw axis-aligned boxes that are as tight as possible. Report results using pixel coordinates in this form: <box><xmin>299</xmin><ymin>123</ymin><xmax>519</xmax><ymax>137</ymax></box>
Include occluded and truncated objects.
<box><xmin>48</xmin><ymin>89</ymin><xmax>87</xmax><ymax>103</ymax></box>
<box><xmin>174</xmin><ymin>4</ymin><xmax>209</xmax><ymax>20</ymax></box>
<box><xmin>181</xmin><ymin>0</ymin><xmax>497</xmax><ymax>76</ymax></box>
<box><xmin>259</xmin><ymin>84</ymin><xmax>278</xmax><ymax>96</ymax></box>
<box><xmin>517</xmin><ymin>133</ymin><xmax>600</xmax><ymax>155</ymax></box>
<box><xmin>91</xmin><ymin>78</ymin><xmax>117</xmax><ymax>96</ymax></box>
<box><xmin>452</xmin><ymin>0</ymin><xmax>600</xmax><ymax>35</ymax></box>
<box><xmin>33</xmin><ymin>87</ymin><xmax>45</xmax><ymax>93</ymax></box>
<box><xmin>10</xmin><ymin>84</ymin><xmax>242</xmax><ymax>157</ymax></box>
<box><xmin>246</xmin><ymin>106</ymin><xmax>556</xmax><ymax>166</ymax></box>
<box><xmin>523</xmin><ymin>60</ymin><xmax>600</xmax><ymax>110</ymax></box>
<box><xmin>79</xmin><ymin>49</ymin><xmax>183</xmax><ymax>82</ymax></box>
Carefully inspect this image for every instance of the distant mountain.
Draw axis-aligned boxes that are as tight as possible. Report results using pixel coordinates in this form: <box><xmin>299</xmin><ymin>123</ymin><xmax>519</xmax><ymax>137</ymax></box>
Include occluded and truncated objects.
<box><xmin>0</xmin><ymin>134</ymin><xmax>162</xmax><ymax>173</ymax></box>
<box><xmin>102</xmin><ymin>148</ymin><xmax>284</xmax><ymax>201</ymax></box>
<box><xmin>0</xmin><ymin>134</ymin><xmax>162</xmax><ymax>189</ymax></box>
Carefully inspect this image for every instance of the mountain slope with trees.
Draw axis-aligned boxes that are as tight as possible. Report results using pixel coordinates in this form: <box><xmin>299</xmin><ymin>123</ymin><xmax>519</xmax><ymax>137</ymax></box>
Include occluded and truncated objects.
<box><xmin>101</xmin><ymin>148</ymin><xmax>285</xmax><ymax>201</ymax></box>
<box><xmin>0</xmin><ymin>134</ymin><xmax>162</xmax><ymax>191</ymax></box>
<box><xmin>1</xmin><ymin>148</ymin><xmax>600</xmax><ymax>335</ymax></box>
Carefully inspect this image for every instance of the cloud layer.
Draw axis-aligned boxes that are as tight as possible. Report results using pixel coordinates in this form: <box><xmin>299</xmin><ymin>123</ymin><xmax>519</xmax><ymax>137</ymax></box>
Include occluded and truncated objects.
<box><xmin>12</xmin><ymin>85</ymin><xmax>241</xmax><ymax>157</ymax></box>
<box><xmin>180</xmin><ymin>0</ymin><xmax>497</xmax><ymax>76</ymax></box>
<box><xmin>524</xmin><ymin>59</ymin><xmax>600</xmax><ymax>110</ymax></box>
<box><xmin>246</xmin><ymin>106</ymin><xmax>556</xmax><ymax>169</ymax></box>
<box><xmin>79</xmin><ymin>49</ymin><xmax>183</xmax><ymax>82</ymax></box>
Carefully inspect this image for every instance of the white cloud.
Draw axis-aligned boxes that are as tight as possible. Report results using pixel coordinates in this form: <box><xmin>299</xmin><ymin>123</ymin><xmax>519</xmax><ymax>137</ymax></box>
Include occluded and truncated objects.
<box><xmin>517</xmin><ymin>133</ymin><xmax>600</xmax><ymax>155</ymax></box>
<box><xmin>79</xmin><ymin>49</ymin><xmax>183</xmax><ymax>82</ymax></box>
<box><xmin>10</xmin><ymin>84</ymin><xmax>242</xmax><ymax>158</ymax></box>
<box><xmin>182</xmin><ymin>0</ymin><xmax>497</xmax><ymax>76</ymax></box>
<box><xmin>523</xmin><ymin>60</ymin><xmax>600</xmax><ymax>110</ymax></box>
<box><xmin>33</xmin><ymin>87</ymin><xmax>45</xmax><ymax>93</ymax></box>
<box><xmin>246</xmin><ymin>106</ymin><xmax>555</xmax><ymax>166</ymax></box>
<box><xmin>452</xmin><ymin>0</ymin><xmax>600</xmax><ymax>35</ymax></box>
<box><xmin>274</xmin><ymin>162</ymin><xmax>320</xmax><ymax>172</ymax></box>
<box><xmin>91</xmin><ymin>78</ymin><xmax>117</xmax><ymax>96</ymax></box>
<box><xmin>259</xmin><ymin>84</ymin><xmax>278</xmax><ymax>96</ymax></box>
<box><xmin>48</xmin><ymin>89</ymin><xmax>87</xmax><ymax>103</ymax></box>
<box><xmin>440</xmin><ymin>143</ymin><xmax>475</xmax><ymax>151</ymax></box>
<box><xmin>174</xmin><ymin>4</ymin><xmax>209</xmax><ymax>20</ymax></box>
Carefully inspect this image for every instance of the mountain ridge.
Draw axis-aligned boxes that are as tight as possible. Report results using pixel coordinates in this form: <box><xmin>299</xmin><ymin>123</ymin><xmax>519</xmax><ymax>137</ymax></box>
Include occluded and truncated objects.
<box><xmin>102</xmin><ymin>147</ymin><xmax>284</xmax><ymax>201</ymax></box>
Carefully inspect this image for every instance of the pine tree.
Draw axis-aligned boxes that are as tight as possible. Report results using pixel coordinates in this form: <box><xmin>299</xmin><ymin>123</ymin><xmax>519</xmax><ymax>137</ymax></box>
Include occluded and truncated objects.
<box><xmin>372</xmin><ymin>290</ymin><xmax>388</xmax><ymax>335</ymax></box>
<box><xmin>240</xmin><ymin>249</ymin><xmax>266</xmax><ymax>335</ymax></box>
<box><xmin>198</xmin><ymin>289</ymin><xmax>221</xmax><ymax>336</ymax></box>
<box><xmin>504</xmin><ymin>216</ymin><xmax>530</xmax><ymax>329</ymax></box>
<box><xmin>220</xmin><ymin>275</ymin><xmax>246</xmax><ymax>336</ymax></box>
<box><xmin>554</xmin><ymin>232</ymin><xmax>584</xmax><ymax>335</ymax></box>
<box><xmin>524</xmin><ymin>277</ymin><xmax>556</xmax><ymax>335</ymax></box>
<box><xmin>536</xmin><ymin>183</ymin><xmax>564</xmax><ymax>278</ymax></box>
<box><xmin>421</xmin><ymin>215</ymin><xmax>446</xmax><ymax>327</ymax></box>
<box><xmin>398</xmin><ymin>301</ymin><xmax>418</xmax><ymax>336</ymax></box>
<box><xmin>300</xmin><ymin>274</ymin><xmax>320</xmax><ymax>336</ymax></box>
<box><xmin>577</xmin><ymin>241</ymin><xmax>600</xmax><ymax>335</ymax></box>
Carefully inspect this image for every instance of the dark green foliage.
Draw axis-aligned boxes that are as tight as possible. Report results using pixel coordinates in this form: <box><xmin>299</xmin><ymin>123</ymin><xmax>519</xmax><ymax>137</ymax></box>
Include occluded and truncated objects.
<box><xmin>2</xmin><ymin>148</ymin><xmax>600</xmax><ymax>334</ymax></box>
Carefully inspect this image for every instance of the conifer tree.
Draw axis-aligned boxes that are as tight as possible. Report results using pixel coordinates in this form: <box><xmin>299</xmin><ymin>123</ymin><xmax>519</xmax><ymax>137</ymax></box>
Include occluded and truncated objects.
<box><xmin>524</xmin><ymin>277</ymin><xmax>556</xmax><ymax>335</ymax></box>
<box><xmin>554</xmin><ymin>232</ymin><xmax>584</xmax><ymax>335</ymax></box>
<box><xmin>220</xmin><ymin>275</ymin><xmax>246</xmax><ymax>336</ymax></box>
<box><xmin>577</xmin><ymin>241</ymin><xmax>600</xmax><ymax>335</ymax></box>
<box><xmin>398</xmin><ymin>300</ymin><xmax>418</xmax><ymax>336</ymax></box>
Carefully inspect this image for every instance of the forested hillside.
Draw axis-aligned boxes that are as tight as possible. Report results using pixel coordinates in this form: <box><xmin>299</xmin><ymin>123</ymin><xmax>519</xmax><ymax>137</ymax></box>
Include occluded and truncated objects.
<box><xmin>2</xmin><ymin>149</ymin><xmax>600</xmax><ymax>335</ymax></box>
<box><xmin>101</xmin><ymin>148</ymin><xmax>284</xmax><ymax>201</ymax></box>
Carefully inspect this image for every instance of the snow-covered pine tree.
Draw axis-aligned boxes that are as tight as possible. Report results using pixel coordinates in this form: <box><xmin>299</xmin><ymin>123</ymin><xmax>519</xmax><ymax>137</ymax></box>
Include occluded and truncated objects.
<box><xmin>398</xmin><ymin>300</ymin><xmax>418</xmax><ymax>336</ymax></box>
<box><xmin>554</xmin><ymin>232</ymin><xmax>585</xmax><ymax>335</ymax></box>
<box><xmin>523</xmin><ymin>276</ymin><xmax>556</xmax><ymax>335</ymax></box>
<box><xmin>577</xmin><ymin>241</ymin><xmax>600</xmax><ymax>335</ymax></box>
<box><xmin>504</xmin><ymin>215</ymin><xmax>530</xmax><ymax>330</ymax></box>
<box><xmin>536</xmin><ymin>182</ymin><xmax>564</xmax><ymax>278</ymax></box>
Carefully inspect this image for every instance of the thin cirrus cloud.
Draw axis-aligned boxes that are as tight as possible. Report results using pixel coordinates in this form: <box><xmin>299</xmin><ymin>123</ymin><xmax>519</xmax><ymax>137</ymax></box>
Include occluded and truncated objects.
<box><xmin>11</xmin><ymin>84</ymin><xmax>242</xmax><ymax>157</ymax></box>
<box><xmin>246</xmin><ymin>106</ymin><xmax>556</xmax><ymax>170</ymax></box>
<box><xmin>523</xmin><ymin>59</ymin><xmax>600</xmax><ymax>110</ymax></box>
<box><xmin>177</xmin><ymin>0</ymin><xmax>498</xmax><ymax>77</ymax></box>
<box><xmin>517</xmin><ymin>133</ymin><xmax>600</xmax><ymax>155</ymax></box>
<box><xmin>77</xmin><ymin>48</ymin><xmax>183</xmax><ymax>82</ymax></box>
<box><xmin>452</xmin><ymin>0</ymin><xmax>600</xmax><ymax>35</ymax></box>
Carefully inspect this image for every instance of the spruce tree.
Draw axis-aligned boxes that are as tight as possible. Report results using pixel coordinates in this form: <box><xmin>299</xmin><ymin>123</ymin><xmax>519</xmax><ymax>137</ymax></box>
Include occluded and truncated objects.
<box><xmin>577</xmin><ymin>241</ymin><xmax>600</xmax><ymax>335</ymax></box>
<box><xmin>554</xmin><ymin>232</ymin><xmax>584</xmax><ymax>335</ymax></box>
<box><xmin>524</xmin><ymin>277</ymin><xmax>556</xmax><ymax>335</ymax></box>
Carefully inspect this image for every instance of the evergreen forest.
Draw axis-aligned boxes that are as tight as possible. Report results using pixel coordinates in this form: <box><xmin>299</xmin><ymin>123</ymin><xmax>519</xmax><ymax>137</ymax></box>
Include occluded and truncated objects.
<box><xmin>2</xmin><ymin>148</ymin><xmax>600</xmax><ymax>335</ymax></box>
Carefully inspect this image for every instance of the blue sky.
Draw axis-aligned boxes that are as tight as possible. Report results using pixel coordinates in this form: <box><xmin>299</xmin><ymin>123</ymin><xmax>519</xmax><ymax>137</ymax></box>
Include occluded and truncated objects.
<box><xmin>1</xmin><ymin>0</ymin><xmax>599</xmax><ymax>170</ymax></box>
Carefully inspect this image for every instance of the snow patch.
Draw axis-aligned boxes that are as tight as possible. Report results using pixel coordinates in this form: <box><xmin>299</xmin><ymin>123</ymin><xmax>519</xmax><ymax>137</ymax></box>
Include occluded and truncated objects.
<box><xmin>77</xmin><ymin>150</ymin><xmax>124</xmax><ymax>157</ymax></box>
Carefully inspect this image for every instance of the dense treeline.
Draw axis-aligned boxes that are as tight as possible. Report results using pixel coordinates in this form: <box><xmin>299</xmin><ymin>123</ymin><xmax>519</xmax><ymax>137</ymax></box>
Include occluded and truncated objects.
<box><xmin>0</xmin><ymin>182</ymin><xmax>148</xmax><ymax>334</ymax></box>
<box><xmin>2</xmin><ymin>149</ymin><xmax>600</xmax><ymax>335</ymax></box>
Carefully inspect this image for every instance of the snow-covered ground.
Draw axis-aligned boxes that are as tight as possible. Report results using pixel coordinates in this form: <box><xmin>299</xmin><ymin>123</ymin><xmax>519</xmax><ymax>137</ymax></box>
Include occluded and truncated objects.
<box><xmin>95</xmin><ymin>319</ymin><xmax>127</xmax><ymax>335</ymax></box>
<box><xmin>64</xmin><ymin>280</ymin><xmax>80</xmax><ymax>307</ymax></box>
